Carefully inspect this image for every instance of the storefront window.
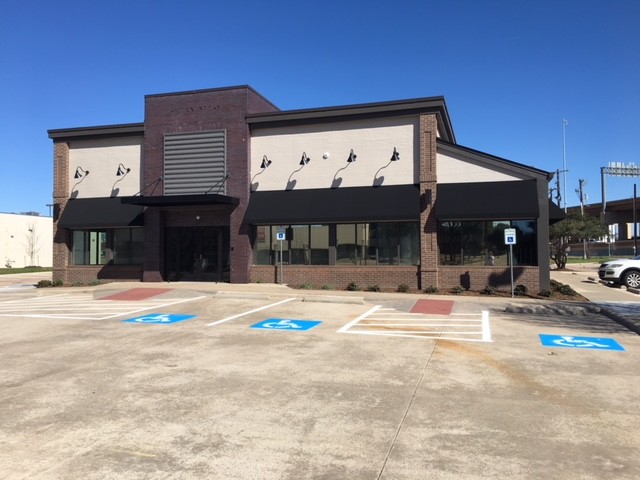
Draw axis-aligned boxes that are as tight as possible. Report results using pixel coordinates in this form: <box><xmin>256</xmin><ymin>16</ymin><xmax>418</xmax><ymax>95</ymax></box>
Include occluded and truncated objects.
<box><xmin>254</xmin><ymin>222</ymin><xmax>419</xmax><ymax>266</ymax></box>
<box><xmin>72</xmin><ymin>228</ymin><xmax>143</xmax><ymax>266</ymax></box>
<box><xmin>437</xmin><ymin>220</ymin><xmax>537</xmax><ymax>266</ymax></box>
<box><xmin>113</xmin><ymin>228</ymin><xmax>144</xmax><ymax>265</ymax></box>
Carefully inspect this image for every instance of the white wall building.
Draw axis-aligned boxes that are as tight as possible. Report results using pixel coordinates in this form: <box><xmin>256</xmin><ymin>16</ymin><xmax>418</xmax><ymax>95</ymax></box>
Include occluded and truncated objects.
<box><xmin>0</xmin><ymin>213</ymin><xmax>53</xmax><ymax>268</ymax></box>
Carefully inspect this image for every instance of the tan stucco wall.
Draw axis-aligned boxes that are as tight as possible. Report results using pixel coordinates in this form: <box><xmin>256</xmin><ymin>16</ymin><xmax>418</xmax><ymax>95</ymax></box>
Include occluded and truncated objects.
<box><xmin>437</xmin><ymin>151</ymin><xmax>527</xmax><ymax>183</ymax></box>
<box><xmin>250</xmin><ymin>117</ymin><xmax>419</xmax><ymax>191</ymax></box>
<box><xmin>69</xmin><ymin>137</ymin><xmax>143</xmax><ymax>198</ymax></box>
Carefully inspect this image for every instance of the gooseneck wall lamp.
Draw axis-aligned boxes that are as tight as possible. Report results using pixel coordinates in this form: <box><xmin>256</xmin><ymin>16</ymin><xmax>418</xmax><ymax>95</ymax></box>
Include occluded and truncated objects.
<box><xmin>299</xmin><ymin>152</ymin><xmax>310</xmax><ymax>166</ymax></box>
<box><xmin>260</xmin><ymin>155</ymin><xmax>272</xmax><ymax>169</ymax></box>
<box><xmin>116</xmin><ymin>163</ymin><xmax>131</xmax><ymax>176</ymax></box>
<box><xmin>74</xmin><ymin>166</ymin><xmax>89</xmax><ymax>179</ymax></box>
<box><xmin>390</xmin><ymin>147</ymin><xmax>400</xmax><ymax>162</ymax></box>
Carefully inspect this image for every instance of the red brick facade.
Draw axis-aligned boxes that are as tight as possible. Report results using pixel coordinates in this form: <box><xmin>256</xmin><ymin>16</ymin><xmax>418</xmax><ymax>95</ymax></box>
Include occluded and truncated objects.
<box><xmin>50</xmin><ymin>87</ymin><xmax>548</xmax><ymax>291</ymax></box>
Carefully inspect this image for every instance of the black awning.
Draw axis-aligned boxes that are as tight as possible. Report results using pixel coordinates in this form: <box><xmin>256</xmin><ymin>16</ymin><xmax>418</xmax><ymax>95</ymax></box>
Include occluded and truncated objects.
<box><xmin>121</xmin><ymin>193</ymin><xmax>239</xmax><ymax>207</ymax></box>
<box><xmin>549</xmin><ymin>200</ymin><xmax>566</xmax><ymax>224</ymax></box>
<box><xmin>435</xmin><ymin>180</ymin><xmax>539</xmax><ymax>220</ymax></box>
<box><xmin>245</xmin><ymin>185</ymin><xmax>420</xmax><ymax>224</ymax></box>
<box><xmin>58</xmin><ymin>197</ymin><xmax>144</xmax><ymax>229</ymax></box>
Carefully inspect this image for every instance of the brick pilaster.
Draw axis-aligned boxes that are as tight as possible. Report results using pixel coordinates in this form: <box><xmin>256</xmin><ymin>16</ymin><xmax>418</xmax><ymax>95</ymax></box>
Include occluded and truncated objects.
<box><xmin>419</xmin><ymin>114</ymin><xmax>438</xmax><ymax>290</ymax></box>
<box><xmin>52</xmin><ymin>142</ymin><xmax>70</xmax><ymax>284</ymax></box>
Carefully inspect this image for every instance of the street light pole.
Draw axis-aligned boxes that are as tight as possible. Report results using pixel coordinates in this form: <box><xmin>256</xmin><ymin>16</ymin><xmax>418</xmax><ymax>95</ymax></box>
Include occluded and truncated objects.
<box><xmin>562</xmin><ymin>119</ymin><xmax>568</xmax><ymax>213</ymax></box>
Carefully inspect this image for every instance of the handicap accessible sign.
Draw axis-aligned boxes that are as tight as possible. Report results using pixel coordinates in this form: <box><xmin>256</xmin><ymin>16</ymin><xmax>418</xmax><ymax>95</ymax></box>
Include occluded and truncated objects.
<box><xmin>123</xmin><ymin>313</ymin><xmax>196</xmax><ymax>325</ymax></box>
<box><xmin>539</xmin><ymin>334</ymin><xmax>624</xmax><ymax>351</ymax></box>
<box><xmin>251</xmin><ymin>318</ymin><xmax>322</xmax><ymax>331</ymax></box>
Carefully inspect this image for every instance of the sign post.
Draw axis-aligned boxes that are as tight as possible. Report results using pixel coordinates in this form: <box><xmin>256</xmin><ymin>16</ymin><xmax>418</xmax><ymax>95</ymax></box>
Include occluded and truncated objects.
<box><xmin>276</xmin><ymin>228</ymin><xmax>286</xmax><ymax>284</ymax></box>
<box><xmin>504</xmin><ymin>228</ymin><xmax>517</xmax><ymax>297</ymax></box>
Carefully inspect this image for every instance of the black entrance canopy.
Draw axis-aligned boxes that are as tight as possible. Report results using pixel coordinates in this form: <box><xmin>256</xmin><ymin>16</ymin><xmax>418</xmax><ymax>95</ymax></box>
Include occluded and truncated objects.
<box><xmin>121</xmin><ymin>193</ymin><xmax>239</xmax><ymax>207</ymax></box>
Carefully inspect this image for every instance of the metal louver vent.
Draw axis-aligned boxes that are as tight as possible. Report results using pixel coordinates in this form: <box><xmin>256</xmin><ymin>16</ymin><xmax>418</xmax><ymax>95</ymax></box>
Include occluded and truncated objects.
<box><xmin>164</xmin><ymin>130</ymin><xmax>227</xmax><ymax>195</ymax></box>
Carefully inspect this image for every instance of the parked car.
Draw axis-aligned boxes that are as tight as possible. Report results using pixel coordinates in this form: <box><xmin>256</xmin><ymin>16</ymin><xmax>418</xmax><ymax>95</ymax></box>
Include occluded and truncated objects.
<box><xmin>598</xmin><ymin>256</ymin><xmax>640</xmax><ymax>288</ymax></box>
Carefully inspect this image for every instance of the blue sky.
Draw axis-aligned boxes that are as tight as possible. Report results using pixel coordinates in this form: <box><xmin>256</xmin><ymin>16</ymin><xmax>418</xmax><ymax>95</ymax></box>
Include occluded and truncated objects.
<box><xmin>1</xmin><ymin>0</ymin><xmax>638</xmax><ymax>216</ymax></box>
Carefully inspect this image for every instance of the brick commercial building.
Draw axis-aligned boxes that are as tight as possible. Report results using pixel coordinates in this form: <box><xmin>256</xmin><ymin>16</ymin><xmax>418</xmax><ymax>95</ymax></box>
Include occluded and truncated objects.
<box><xmin>49</xmin><ymin>85</ymin><xmax>562</xmax><ymax>292</ymax></box>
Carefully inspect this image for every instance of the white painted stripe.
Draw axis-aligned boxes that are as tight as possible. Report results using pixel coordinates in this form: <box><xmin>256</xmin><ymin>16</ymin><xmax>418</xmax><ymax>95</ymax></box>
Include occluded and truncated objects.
<box><xmin>206</xmin><ymin>297</ymin><xmax>296</xmax><ymax>327</ymax></box>
<box><xmin>340</xmin><ymin>330</ymin><xmax>492</xmax><ymax>342</ymax></box>
<box><xmin>481</xmin><ymin>310</ymin><xmax>492</xmax><ymax>342</ymax></box>
<box><xmin>349</xmin><ymin>329</ymin><xmax>483</xmax><ymax>335</ymax></box>
<box><xmin>337</xmin><ymin>305</ymin><xmax>382</xmax><ymax>333</ymax></box>
<box><xmin>0</xmin><ymin>295</ymin><xmax>206</xmax><ymax>321</ymax></box>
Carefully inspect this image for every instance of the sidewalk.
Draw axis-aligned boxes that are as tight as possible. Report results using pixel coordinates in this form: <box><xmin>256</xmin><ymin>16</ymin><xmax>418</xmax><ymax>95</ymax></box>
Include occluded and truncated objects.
<box><xmin>551</xmin><ymin>262</ymin><xmax>640</xmax><ymax>335</ymax></box>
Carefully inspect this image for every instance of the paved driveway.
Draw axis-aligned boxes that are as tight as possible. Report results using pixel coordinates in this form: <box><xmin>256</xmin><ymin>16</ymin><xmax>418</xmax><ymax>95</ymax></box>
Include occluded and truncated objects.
<box><xmin>1</xmin><ymin>288</ymin><xmax>639</xmax><ymax>479</ymax></box>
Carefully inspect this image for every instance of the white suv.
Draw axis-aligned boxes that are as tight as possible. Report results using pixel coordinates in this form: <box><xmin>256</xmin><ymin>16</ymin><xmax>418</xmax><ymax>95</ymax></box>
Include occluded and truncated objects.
<box><xmin>598</xmin><ymin>256</ymin><xmax>640</xmax><ymax>288</ymax></box>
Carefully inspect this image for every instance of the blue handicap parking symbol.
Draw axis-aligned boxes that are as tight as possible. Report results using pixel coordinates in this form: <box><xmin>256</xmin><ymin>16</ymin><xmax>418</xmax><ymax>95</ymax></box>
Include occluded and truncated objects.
<box><xmin>539</xmin><ymin>334</ymin><xmax>624</xmax><ymax>351</ymax></box>
<box><xmin>123</xmin><ymin>313</ymin><xmax>196</xmax><ymax>325</ymax></box>
<box><xmin>251</xmin><ymin>318</ymin><xmax>322</xmax><ymax>331</ymax></box>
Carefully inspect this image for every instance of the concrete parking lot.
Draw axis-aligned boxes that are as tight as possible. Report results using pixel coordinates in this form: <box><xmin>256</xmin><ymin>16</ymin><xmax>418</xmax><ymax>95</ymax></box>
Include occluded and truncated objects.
<box><xmin>1</xmin><ymin>282</ymin><xmax>639</xmax><ymax>479</ymax></box>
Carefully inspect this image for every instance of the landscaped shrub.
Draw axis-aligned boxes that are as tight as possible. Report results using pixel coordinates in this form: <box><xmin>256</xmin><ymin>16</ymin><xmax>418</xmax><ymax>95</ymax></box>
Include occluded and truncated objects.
<box><xmin>397</xmin><ymin>284</ymin><xmax>410</xmax><ymax>293</ymax></box>
<box><xmin>36</xmin><ymin>280</ymin><xmax>52</xmax><ymax>288</ymax></box>
<box><xmin>52</xmin><ymin>279</ymin><xmax>63</xmax><ymax>287</ymax></box>
<box><xmin>451</xmin><ymin>285</ymin><xmax>465</xmax><ymax>294</ymax></box>
<box><xmin>514</xmin><ymin>284</ymin><xmax>528</xmax><ymax>296</ymax></box>
<box><xmin>538</xmin><ymin>289</ymin><xmax>552</xmax><ymax>297</ymax></box>
<box><xmin>481</xmin><ymin>285</ymin><xmax>496</xmax><ymax>295</ymax></box>
<box><xmin>424</xmin><ymin>285</ymin><xmax>439</xmax><ymax>294</ymax></box>
<box><xmin>346</xmin><ymin>282</ymin><xmax>360</xmax><ymax>291</ymax></box>
<box><xmin>321</xmin><ymin>284</ymin><xmax>335</xmax><ymax>290</ymax></box>
<box><xmin>367</xmin><ymin>285</ymin><xmax>381</xmax><ymax>292</ymax></box>
<box><xmin>301</xmin><ymin>283</ymin><xmax>313</xmax><ymax>289</ymax></box>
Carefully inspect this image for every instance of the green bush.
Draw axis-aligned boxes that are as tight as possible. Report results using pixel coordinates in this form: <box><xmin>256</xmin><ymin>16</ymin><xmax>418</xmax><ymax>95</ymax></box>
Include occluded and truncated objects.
<box><xmin>321</xmin><ymin>284</ymin><xmax>335</xmax><ymax>290</ymax></box>
<box><xmin>538</xmin><ymin>289</ymin><xmax>552</xmax><ymax>297</ymax></box>
<box><xmin>397</xmin><ymin>283</ymin><xmax>410</xmax><ymax>293</ymax></box>
<box><xmin>514</xmin><ymin>284</ymin><xmax>528</xmax><ymax>296</ymax></box>
<box><xmin>346</xmin><ymin>282</ymin><xmax>360</xmax><ymax>291</ymax></box>
<box><xmin>367</xmin><ymin>285</ymin><xmax>381</xmax><ymax>292</ymax></box>
<box><xmin>451</xmin><ymin>285</ymin><xmax>465</xmax><ymax>294</ymax></box>
<box><xmin>481</xmin><ymin>285</ymin><xmax>496</xmax><ymax>295</ymax></box>
<box><xmin>424</xmin><ymin>285</ymin><xmax>439</xmax><ymax>294</ymax></box>
<box><xmin>52</xmin><ymin>279</ymin><xmax>63</xmax><ymax>287</ymax></box>
<box><xmin>36</xmin><ymin>280</ymin><xmax>53</xmax><ymax>288</ymax></box>
<box><xmin>300</xmin><ymin>283</ymin><xmax>313</xmax><ymax>289</ymax></box>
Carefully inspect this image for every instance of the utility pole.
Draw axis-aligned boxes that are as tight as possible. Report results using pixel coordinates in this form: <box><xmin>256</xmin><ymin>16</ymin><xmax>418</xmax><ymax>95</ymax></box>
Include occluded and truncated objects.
<box><xmin>576</xmin><ymin>179</ymin><xmax>586</xmax><ymax>215</ymax></box>
<box><xmin>576</xmin><ymin>179</ymin><xmax>587</xmax><ymax>259</ymax></box>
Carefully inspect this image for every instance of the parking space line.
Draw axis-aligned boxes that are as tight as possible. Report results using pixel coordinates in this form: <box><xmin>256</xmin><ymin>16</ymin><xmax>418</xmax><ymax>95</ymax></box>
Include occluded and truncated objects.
<box><xmin>206</xmin><ymin>297</ymin><xmax>297</xmax><ymax>327</ymax></box>
<box><xmin>339</xmin><ymin>305</ymin><xmax>491</xmax><ymax>342</ymax></box>
<box><xmin>0</xmin><ymin>294</ymin><xmax>206</xmax><ymax>320</ymax></box>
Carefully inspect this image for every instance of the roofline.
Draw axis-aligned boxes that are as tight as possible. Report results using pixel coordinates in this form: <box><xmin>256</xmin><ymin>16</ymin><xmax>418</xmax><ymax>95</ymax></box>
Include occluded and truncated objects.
<box><xmin>437</xmin><ymin>139</ymin><xmax>553</xmax><ymax>181</ymax></box>
<box><xmin>48</xmin><ymin>123</ymin><xmax>144</xmax><ymax>140</ymax></box>
<box><xmin>247</xmin><ymin>96</ymin><xmax>456</xmax><ymax>143</ymax></box>
<box><xmin>145</xmin><ymin>84</ymin><xmax>279</xmax><ymax>111</ymax></box>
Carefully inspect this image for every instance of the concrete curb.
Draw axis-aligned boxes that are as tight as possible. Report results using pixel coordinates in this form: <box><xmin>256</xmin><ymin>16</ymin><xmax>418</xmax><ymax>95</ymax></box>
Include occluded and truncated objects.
<box><xmin>599</xmin><ymin>307</ymin><xmax>640</xmax><ymax>335</ymax></box>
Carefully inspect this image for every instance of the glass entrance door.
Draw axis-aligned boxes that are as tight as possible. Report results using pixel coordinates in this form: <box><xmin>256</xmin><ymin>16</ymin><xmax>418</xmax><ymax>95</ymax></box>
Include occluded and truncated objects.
<box><xmin>165</xmin><ymin>227</ymin><xmax>229</xmax><ymax>281</ymax></box>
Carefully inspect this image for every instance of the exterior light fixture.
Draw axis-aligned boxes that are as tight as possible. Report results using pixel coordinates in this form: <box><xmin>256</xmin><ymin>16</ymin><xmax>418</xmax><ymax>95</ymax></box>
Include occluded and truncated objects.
<box><xmin>74</xmin><ymin>166</ymin><xmax>89</xmax><ymax>179</ymax></box>
<box><xmin>116</xmin><ymin>163</ymin><xmax>131</xmax><ymax>176</ymax></box>
<box><xmin>261</xmin><ymin>155</ymin><xmax>272</xmax><ymax>169</ymax></box>
<box><xmin>347</xmin><ymin>149</ymin><xmax>357</xmax><ymax>163</ymax></box>
<box><xmin>390</xmin><ymin>147</ymin><xmax>400</xmax><ymax>162</ymax></box>
<box><xmin>299</xmin><ymin>152</ymin><xmax>310</xmax><ymax>166</ymax></box>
